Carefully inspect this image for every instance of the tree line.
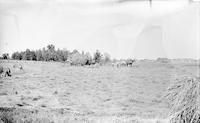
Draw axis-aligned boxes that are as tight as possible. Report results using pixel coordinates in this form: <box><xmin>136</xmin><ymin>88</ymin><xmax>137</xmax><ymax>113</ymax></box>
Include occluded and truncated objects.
<box><xmin>1</xmin><ymin>44</ymin><xmax>111</xmax><ymax>66</ymax></box>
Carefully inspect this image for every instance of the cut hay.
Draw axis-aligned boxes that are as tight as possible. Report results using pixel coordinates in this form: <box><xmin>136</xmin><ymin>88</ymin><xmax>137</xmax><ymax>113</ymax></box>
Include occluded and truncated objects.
<box><xmin>13</xmin><ymin>63</ymin><xmax>23</xmax><ymax>70</ymax></box>
<box><xmin>165</xmin><ymin>76</ymin><xmax>200</xmax><ymax>123</ymax></box>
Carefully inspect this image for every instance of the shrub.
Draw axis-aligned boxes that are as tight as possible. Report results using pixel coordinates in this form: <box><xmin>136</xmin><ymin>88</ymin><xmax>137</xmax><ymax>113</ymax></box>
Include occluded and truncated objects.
<box><xmin>93</xmin><ymin>50</ymin><xmax>102</xmax><ymax>64</ymax></box>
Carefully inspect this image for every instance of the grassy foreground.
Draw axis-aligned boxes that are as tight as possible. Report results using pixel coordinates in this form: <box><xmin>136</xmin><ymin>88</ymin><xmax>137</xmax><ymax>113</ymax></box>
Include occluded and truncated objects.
<box><xmin>0</xmin><ymin>60</ymin><xmax>199</xmax><ymax>123</ymax></box>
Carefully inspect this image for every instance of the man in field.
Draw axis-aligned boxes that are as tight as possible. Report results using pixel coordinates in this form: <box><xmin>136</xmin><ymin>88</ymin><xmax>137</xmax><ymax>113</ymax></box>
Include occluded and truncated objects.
<box><xmin>0</xmin><ymin>65</ymin><xmax>12</xmax><ymax>77</ymax></box>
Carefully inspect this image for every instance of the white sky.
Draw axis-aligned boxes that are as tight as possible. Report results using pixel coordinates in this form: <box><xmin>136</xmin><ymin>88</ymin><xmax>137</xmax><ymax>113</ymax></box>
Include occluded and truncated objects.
<box><xmin>0</xmin><ymin>0</ymin><xmax>199</xmax><ymax>59</ymax></box>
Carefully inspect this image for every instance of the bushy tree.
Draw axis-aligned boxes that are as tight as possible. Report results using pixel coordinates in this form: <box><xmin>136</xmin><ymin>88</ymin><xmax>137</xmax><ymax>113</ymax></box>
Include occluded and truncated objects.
<box><xmin>12</xmin><ymin>52</ymin><xmax>22</xmax><ymax>60</ymax></box>
<box><xmin>56</xmin><ymin>49</ymin><xmax>69</xmax><ymax>61</ymax></box>
<box><xmin>22</xmin><ymin>49</ymin><xmax>33</xmax><ymax>60</ymax></box>
<box><xmin>93</xmin><ymin>50</ymin><xmax>102</xmax><ymax>64</ymax></box>
<box><xmin>45</xmin><ymin>44</ymin><xmax>58</xmax><ymax>61</ymax></box>
<box><xmin>12</xmin><ymin>50</ymin><xmax>36</xmax><ymax>60</ymax></box>
<box><xmin>47</xmin><ymin>44</ymin><xmax>55</xmax><ymax>52</ymax></box>
<box><xmin>11</xmin><ymin>52</ymin><xmax>17</xmax><ymax>59</ymax></box>
<box><xmin>70</xmin><ymin>52</ymin><xmax>87</xmax><ymax>66</ymax></box>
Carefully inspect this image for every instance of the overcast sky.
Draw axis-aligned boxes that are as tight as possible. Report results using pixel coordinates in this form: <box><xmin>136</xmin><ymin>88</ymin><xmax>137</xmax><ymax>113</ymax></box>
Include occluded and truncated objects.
<box><xmin>0</xmin><ymin>0</ymin><xmax>199</xmax><ymax>59</ymax></box>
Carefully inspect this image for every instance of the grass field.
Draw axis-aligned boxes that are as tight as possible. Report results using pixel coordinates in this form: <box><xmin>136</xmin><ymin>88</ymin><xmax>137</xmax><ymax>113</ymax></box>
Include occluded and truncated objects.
<box><xmin>0</xmin><ymin>60</ymin><xmax>199</xmax><ymax>123</ymax></box>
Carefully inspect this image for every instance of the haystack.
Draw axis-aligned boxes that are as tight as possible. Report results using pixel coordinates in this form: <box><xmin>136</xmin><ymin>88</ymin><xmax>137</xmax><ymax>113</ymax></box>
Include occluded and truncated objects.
<box><xmin>165</xmin><ymin>76</ymin><xmax>200</xmax><ymax>123</ymax></box>
<box><xmin>13</xmin><ymin>63</ymin><xmax>23</xmax><ymax>70</ymax></box>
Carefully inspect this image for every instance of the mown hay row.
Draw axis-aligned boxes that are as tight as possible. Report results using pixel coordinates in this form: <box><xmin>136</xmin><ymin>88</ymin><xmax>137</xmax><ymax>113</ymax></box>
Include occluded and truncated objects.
<box><xmin>165</xmin><ymin>76</ymin><xmax>200</xmax><ymax>123</ymax></box>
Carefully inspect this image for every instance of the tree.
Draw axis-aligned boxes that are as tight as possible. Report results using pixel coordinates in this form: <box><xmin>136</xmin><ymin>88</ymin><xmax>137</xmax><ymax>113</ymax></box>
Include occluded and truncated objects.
<box><xmin>11</xmin><ymin>52</ymin><xmax>17</xmax><ymax>59</ymax></box>
<box><xmin>93</xmin><ymin>50</ymin><xmax>102</xmax><ymax>64</ymax></box>
<box><xmin>19</xmin><ymin>49</ymin><xmax>36</xmax><ymax>60</ymax></box>
<box><xmin>45</xmin><ymin>44</ymin><xmax>58</xmax><ymax>61</ymax></box>
<box><xmin>12</xmin><ymin>52</ymin><xmax>22</xmax><ymax>60</ymax></box>
<box><xmin>47</xmin><ymin>44</ymin><xmax>55</xmax><ymax>52</ymax></box>
<box><xmin>41</xmin><ymin>47</ymin><xmax>48</xmax><ymax>61</ymax></box>
<box><xmin>85</xmin><ymin>52</ymin><xmax>93</xmax><ymax>65</ymax></box>
<box><xmin>23</xmin><ymin>49</ymin><xmax>32</xmax><ymax>60</ymax></box>
<box><xmin>35</xmin><ymin>50</ymin><xmax>43</xmax><ymax>61</ymax></box>
<box><xmin>72</xmin><ymin>49</ymin><xmax>79</xmax><ymax>54</ymax></box>
<box><xmin>56</xmin><ymin>49</ymin><xmax>69</xmax><ymax>61</ymax></box>
<box><xmin>62</xmin><ymin>50</ymin><xmax>69</xmax><ymax>61</ymax></box>
<box><xmin>31</xmin><ymin>51</ymin><xmax>36</xmax><ymax>60</ymax></box>
<box><xmin>70</xmin><ymin>52</ymin><xmax>87</xmax><ymax>66</ymax></box>
<box><xmin>10</xmin><ymin>44</ymin><xmax>113</xmax><ymax>65</ymax></box>
<box><xmin>2</xmin><ymin>53</ymin><xmax>9</xmax><ymax>59</ymax></box>
<box><xmin>103</xmin><ymin>52</ymin><xmax>111</xmax><ymax>63</ymax></box>
<box><xmin>19</xmin><ymin>52</ymin><xmax>24</xmax><ymax>60</ymax></box>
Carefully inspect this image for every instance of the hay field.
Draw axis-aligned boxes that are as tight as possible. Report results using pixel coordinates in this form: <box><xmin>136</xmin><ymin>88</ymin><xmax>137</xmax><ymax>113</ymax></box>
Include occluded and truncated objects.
<box><xmin>0</xmin><ymin>60</ymin><xmax>199</xmax><ymax>123</ymax></box>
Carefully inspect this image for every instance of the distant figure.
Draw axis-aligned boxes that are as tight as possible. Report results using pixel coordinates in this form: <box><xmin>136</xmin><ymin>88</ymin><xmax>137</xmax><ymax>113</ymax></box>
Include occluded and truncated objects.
<box><xmin>4</xmin><ymin>67</ymin><xmax>12</xmax><ymax>77</ymax></box>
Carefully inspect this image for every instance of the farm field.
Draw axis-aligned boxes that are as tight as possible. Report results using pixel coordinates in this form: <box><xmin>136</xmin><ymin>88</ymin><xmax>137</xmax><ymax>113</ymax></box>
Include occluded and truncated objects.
<box><xmin>0</xmin><ymin>60</ymin><xmax>199</xmax><ymax>123</ymax></box>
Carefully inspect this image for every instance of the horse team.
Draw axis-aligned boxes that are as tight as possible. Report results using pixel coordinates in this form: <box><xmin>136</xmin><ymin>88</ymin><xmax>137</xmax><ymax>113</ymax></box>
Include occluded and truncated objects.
<box><xmin>112</xmin><ymin>59</ymin><xmax>136</xmax><ymax>67</ymax></box>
